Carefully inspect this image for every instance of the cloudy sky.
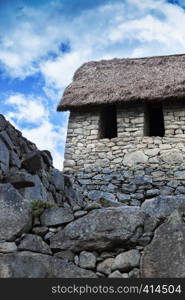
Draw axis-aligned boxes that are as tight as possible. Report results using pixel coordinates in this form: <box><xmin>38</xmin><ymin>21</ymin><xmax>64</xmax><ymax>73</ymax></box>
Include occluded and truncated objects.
<box><xmin>0</xmin><ymin>0</ymin><xmax>185</xmax><ymax>169</ymax></box>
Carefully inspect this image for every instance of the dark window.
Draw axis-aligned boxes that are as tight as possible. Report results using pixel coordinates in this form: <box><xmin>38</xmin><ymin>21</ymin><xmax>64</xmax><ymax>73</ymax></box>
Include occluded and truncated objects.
<box><xmin>99</xmin><ymin>105</ymin><xmax>117</xmax><ymax>139</ymax></box>
<box><xmin>144</xmin><ymin>103</ymin><xmax>165</xmax><ymax>137</ymax></box>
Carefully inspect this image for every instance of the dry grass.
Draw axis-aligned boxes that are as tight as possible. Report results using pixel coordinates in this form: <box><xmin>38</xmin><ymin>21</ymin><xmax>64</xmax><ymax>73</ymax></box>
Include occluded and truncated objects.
<box><xmin>57</xmin><ymin>53</ymin><xmax>185</xmax><ymax>111</ymax></box>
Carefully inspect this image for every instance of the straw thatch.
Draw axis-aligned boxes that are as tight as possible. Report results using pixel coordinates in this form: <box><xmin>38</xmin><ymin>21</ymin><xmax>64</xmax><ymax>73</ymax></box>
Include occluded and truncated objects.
<box><xmin>57</xmin><ymin>54</ymin><xmax>185</xmax><ymax>111</ymax></box>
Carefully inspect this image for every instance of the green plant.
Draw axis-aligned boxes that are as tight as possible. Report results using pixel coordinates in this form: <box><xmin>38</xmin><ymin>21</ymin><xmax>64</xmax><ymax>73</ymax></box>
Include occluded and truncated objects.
<box><xmin>31</xmin><ymin>199</ymin><xmax>52</xmax><ymax>217</ymax></box>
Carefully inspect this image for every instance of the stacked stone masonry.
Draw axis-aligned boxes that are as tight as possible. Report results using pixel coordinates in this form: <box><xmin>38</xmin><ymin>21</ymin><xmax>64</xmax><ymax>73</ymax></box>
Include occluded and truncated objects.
<box><xmin>64</xmin><ymin>104</ymin><xmax>185</xmax><ymax>173</ymax></box>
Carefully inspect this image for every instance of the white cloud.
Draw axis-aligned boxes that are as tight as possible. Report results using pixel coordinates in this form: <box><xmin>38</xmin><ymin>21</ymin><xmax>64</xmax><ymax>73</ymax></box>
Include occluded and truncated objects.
<box><xmin>6</xmin><ymin>94</ymin><xmax>48</xmax><ymax>124</ymax></box>
<box><xmin>1</xmin><ymin>0</ymin><xmax>185</xmax><ymax>88</ymax></box>
<box><xmin>4</xmin><ymin>93</ymin><xmax>67</xmax><ymax>170</ymax></box>
<box><xmin>39</xmin><ymin>0</ymin><xmax>185</xmax><ymax>91</ymax></box>
<box><xmin>40</xmin><ymin>50</ymin><xmax>92</xmax><ymax>90</ymax></box>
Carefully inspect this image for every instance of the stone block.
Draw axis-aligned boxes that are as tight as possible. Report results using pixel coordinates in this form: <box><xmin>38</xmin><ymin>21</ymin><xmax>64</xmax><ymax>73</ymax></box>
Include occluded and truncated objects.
<box><xmin>123</xmin><ymin>151</ymin><xmax>148</xmax><ymax>166</ymax></box>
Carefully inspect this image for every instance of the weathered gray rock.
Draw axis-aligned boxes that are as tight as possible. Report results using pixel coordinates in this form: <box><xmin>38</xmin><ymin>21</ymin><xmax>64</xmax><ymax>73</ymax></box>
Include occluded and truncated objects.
<box><xmin>21</xmin><ymin>150</ymin><xmax>44</xmax><ymax>173</ymax></box>
<box><xmin>51</xmin><ymin>258</ymin><xmax>97</xmax><ymax>278</ymax></box>
<box><xmin>117</xmin><ymin>193</ymin><xmax>131</xmax><ymax>202</ymax></box>
<box><xmin>0</xmin><ymin>139</ymin><xmax>9</xmax><ymax>170</ymax></box>
<box><xmin>122</xmin><ymin>183</ymin><xmax>136</xmax><ymax>193</ymax></box>
<box><xmin>129</xmin><ymin>268</ymin><xmax>140</xmax><ymax>278</ymax></box>
<box><xmin>0</xmin><ymin>252</ymin><xmax>51</xmax><ymax>278</ymax></box>
<box><xmin>41</xmin><ymin>150</ymin><xmax>53</xmax><ymax>167</ymax></box>
<box><xmin>160</xmin><ymin>186</ymin><xmax>174</xmax><ymax>196</ymax></box>
<box><xmin>74</xmin><ymin>210</ymin><xmax>87</xmax><ymax>218</ymax></box>
<box><xmin>32</xmin><ymin>226</ymin><xmax>48</xmax><ymax>236</ymax></box>
<box><xmin>50</xmin><ymin>169</ymin><xmax>64</xmax><ymax>191</ymax></box>
<box><xmin>20</xmin><ymin>175</ymin><xmax>47</xmax><ymax>202</ymax></box>
<box><xmin>65</xmin><ymin>160</ymin><xmax>76</xmax><ymax>167</ymax></box>
<box><xmin>144</xmin><ymin>216</ymin><xmax>160</xmax><ymax>232</ymax></box>
<box><xmin>85</xmin><ymin>202</ymin><xmax>102</xmax><ymax>211</ymax></box>
<box><xmin>3</xmin><ymin>172</ymin><xmax>35</xmax><ymax>189</ymax></box>
<box><xmin>141</xmin><ymin>195</ymin><xmax>185</xmax><ymax>218</ymax></box>
<box><xmin>0</xmin><ymin>251</ymin><xmax>97</xmax><ymax>278</ymax></box>
<box><xmin>97</xmin><ymin>198</ymin><xmax>125</xmax><ymax>208</ymax></box>
<box><xmin>87</xmin><ymin>190</ymin><xmax>102</xmax><ymax>201</ymax></box>
<box><xmin>0</xmin><ymin>242</ymin><xmax>17</xmax><ymax>253</ymax></box>
<box><xmin>97</xmin><ymin>258</ymin><xmax>114</xmax><ymax>275</ymax></box>
<box><xmin>74</xmin><ymin>255</ymin><xmax>79</xmax><ymax>265</ymax></box>
<box><xmin>64</xmin><ymin>175</ymin><xmax>84</xmax><ymax>208</ymax></box>
<box><xmin>160</xmin><ymin>149</ymin><xmax>183</xmax><ymax>164</ymax></box>
<box><xmin>123</xmin><ymin>151</ymin><xmax>148</xmax><ymax>166</ymax></box>
<box><xmin>44</xmin><ymin>232</ymin><xmax>55</xmax><ymax>241</ymax></box>
<box><xmin>54</xmin><ymin>250</ymin><xmax>75</xmax><ymax>262</ymax></box>
<box><xmin>137</xmin><ymin>233</ymin><xmax>152</xmax><ymax>246</ymax></box>
<box><xmin>0</xmin><ymin>114</ymin><xmax>7</xmax><ymax>130</ymax></box>
<box><xmin>112</xmin><ymin>250</ymin><xmax>140</xmax><ymax>272</ymax></box>
<box><xmin>145</xmin><ymin>149</ymin><xmax>160</xmax><ymax>157</ymax></box>
<box><xmin>50</xmin><ymin>207</ymin><xmax>146</xmax><ymax>252</ymax></box>
<box><xmin>40</xmin><ymin>207</ymin><xmax>74</xmax><ymax>227</ymax></box>
<box><xmin>176</xmin><ymin>186</ymin><xmax>185</xmax><ymax>194</ymax></box>
<box><xmin>0</xmin><ymin>131</ymin><xmax>14</xmax><ymax>150</ymax></box>
<box><xmin>108</xmin><ymin>270</ymin><xmax>127</xmax><ymax>278</ymax></box>
<box><xmin>141</xmin><ymin>210</ymin><xmax>185</xmax><ymax>278</ymax></box>
<box><xmin>101</xmin><ymin>192</ymin><xmax>116</xmax><ymax>202</ymax></box>
<box><xmin>79</xmin><ymin>251</ymin><xmax>96</xmax><ymax>269</ymax></box>
<box><xmin>10</xmin><ymin>151</ymin><xmax>21</xmax><ymax>168</ymax></box>
<box><xmin>146</xmin><ymin>189</ymin><xmax>160</xmax><ymax>197</ymax></box>
<box><xmin>174</xmin><ymin>171</ymin><xmax>185</xmax><ymax>179</ymax></box>
<box><xmin>18</xmin><ymin>234</ymin><xmax>52</xmax><ymax>255</ymax></box>
<box><xmin>0</xmin><ymin>183</ymin><xmax>32</xmax><ymax>241</ymax></box>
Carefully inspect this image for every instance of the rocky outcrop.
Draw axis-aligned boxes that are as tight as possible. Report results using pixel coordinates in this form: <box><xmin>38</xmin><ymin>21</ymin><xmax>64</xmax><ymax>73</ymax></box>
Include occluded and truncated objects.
<box><xmin>141</xmin><ymin>210</ymin><xmax>185</xmax><ymax>277</ymax></box>
<box><xmin>0</xmin><ymin>183</ymin><xmax>32</xmax><ymax>240</ymax></box>
<box><xmin>50</xmin><ymin>206</ymin><xmax>146</xmax><ymax>252</ymax></box>
<box><xmin>0</xmin><ymin>252</ymin><xmax>97</xmax><ymax>278</ymax></box>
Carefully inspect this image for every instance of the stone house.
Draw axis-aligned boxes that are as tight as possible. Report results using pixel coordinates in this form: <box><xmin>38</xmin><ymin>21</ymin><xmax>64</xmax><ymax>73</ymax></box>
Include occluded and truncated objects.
<box><xmin>58</xmin><ymin>54</ymin><xmax>185</xmax><ymax>175</ymax></box>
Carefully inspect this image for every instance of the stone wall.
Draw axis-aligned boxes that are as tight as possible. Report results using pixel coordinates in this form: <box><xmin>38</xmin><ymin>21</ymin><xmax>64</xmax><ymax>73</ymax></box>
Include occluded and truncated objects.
<box><xmin>0</xmin><ymin>114</ymin><xmax>83</xmax><ymax>207</ymax></box>
<box><xmin>70</xmin><ymin>163</ymin><xmax>185</xmax><ymax>205</ymax></box>
<box><xmin>64</xmin><ymin>103</ymin><xmax>185</xmax><ymax>173</ymax></box>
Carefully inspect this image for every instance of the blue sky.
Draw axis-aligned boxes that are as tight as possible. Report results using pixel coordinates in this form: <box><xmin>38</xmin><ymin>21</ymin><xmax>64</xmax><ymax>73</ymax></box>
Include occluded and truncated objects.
<box><xmin>0</xmin><ymin>0</ymin><xmax>185</xmax><ymax>169</ymax></box>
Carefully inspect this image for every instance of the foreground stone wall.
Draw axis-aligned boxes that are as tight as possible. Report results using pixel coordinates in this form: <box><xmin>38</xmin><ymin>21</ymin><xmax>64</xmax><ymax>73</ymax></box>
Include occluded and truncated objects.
<box><xmin>70</xmin><ymin>161</ymin><xmax>185</xmax><ymax>204</ymax></box>
<box><xmin>1</xmin><ymin>183</ymin><xmax>185</xmax><ymax>278</ymax></box>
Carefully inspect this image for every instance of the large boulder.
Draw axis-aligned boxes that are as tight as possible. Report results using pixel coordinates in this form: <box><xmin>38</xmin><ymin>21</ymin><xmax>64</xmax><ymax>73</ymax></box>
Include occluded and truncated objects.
<box><xmin>21</xmin><ymin>150</ymin><xmax>44</xmax><ymax>173</ymax></box>
<box><xmin>3</xmin><ymin>172</ymin><xmax>35</xmax><ymax>189</ymax></box>
<box><xmin>111</xmin><ymin>249</ymin><xmax>140</xmax><ymax>272</ymax></box>
<box><xmin>0</xmin><ymin>251</ymin><xmax>97</xmax><ymax>278</ymax></box>
<box><xmin>141</xmin><ymin>195</ymin><xmax>185</xmax><ymax>218</ymax></box>
<box><xmin>0</xmin><ymin>252</ymin><xmax>51</xmax><ymax>278</ymax></box>
<box><xmin>141</xmin><ymin>210</ymin><xmax>185</xmax><ymax>277</ymax></box>
<box><xmin>50</xmin><ymin>206</ymin><xmax>146</xmax><ymax>252</ymax></box>
<box><xmin>20</xmin><ymin>175</ymin><xmax>48</xmax><ymax>202</ymax></box>
<box><xmin>160</xmin><ymin>149</ymin><xmax>183</xmax><ymax>164</ymax></box>
<box><xmin>17</xmin><ymin>234</ymin><xmax>52</xmax><ymax>255</ymax></box>
<box><xmin>40</xmin><ymin>207</ymin><xmax>74</xmax><ymax>227</ymax></box>
<box><xmin>123</xmin><ymin>151</ymin><xmax>148</xmax><ymax>166</ymax></box>
<box><xmin>51</xmin><ymin>258</ymin><xmax>97</xmax><ymax>278</ymax></box>
<box><xmin>0</xmin><ymin>184</ymin><xmax>32</xmax><ymax>241</ymax></box>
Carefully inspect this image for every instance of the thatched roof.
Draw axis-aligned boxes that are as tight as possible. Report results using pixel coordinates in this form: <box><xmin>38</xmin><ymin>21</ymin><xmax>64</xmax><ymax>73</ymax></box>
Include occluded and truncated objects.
<box><xmin>57</xmin><ymin>54</ymin><xmax>185</xmax><ymax>111</ymax></box>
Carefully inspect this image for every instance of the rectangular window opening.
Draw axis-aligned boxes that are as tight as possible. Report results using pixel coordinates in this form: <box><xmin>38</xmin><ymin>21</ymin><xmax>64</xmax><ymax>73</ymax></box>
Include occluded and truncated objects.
<box><xmin>144</xmin><ymin>103</ymin><xmax>165</xmax><ymax>137</ymax></box>
<box><xmin>99</xmin><ymin>105</ymin><xmax>117</xmax><ymax>139</ymax></box>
